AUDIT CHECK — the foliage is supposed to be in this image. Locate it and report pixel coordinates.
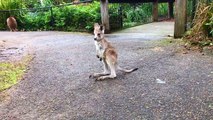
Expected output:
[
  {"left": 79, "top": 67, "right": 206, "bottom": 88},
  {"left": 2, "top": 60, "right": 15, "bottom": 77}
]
[
  {"left": 118, "top": 3, "right": 168, "bottom": 28},
  {"left": 0, "top": 0, "right": 27, "bottom": 30},
  {"left": 121, "top": 3, "right": 152, "bottom": 27},
  {"left": 0, "top": 0, "right": 25, "bottom": 10},
  {"left": 205, "top": 13, "right": 213, "bottom": 36},
  {"left": 19, "top": 1, "right": 101, "bottom": 31},
  {"left": 0, "top": 1, "right": 169, "bottom": 32},
  {"left": 184, "top": 2, "right": 213, "bottom": 47},
  {"left": 158, "top": 3, "right": 168, "bottom": 17}
]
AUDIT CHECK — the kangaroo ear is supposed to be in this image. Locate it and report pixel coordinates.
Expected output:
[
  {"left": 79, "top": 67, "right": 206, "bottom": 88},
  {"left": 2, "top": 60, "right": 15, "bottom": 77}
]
[
  {"left": 94, "top": 23, "right": 99, "bottom": 28},
  {"left": 100, "top": 25, "right": 105, "bottom": 33},
  {"left": 101, "top": 26, "right": 105, "bottom": 33}
]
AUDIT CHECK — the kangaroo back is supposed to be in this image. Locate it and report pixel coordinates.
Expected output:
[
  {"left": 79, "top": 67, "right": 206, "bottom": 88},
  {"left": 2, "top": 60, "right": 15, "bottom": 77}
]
[{"left": 7, "top": 17, "right": 17, "bottom": 32}]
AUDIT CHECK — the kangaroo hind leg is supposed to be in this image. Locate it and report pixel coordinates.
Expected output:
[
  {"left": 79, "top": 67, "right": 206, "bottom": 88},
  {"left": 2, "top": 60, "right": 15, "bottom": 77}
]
[
  {"left": 90, "top": 59, "right": 110, "bottom": 78},
  {"left": 96, "top": 60, "right": 116, "bottom": 80}
]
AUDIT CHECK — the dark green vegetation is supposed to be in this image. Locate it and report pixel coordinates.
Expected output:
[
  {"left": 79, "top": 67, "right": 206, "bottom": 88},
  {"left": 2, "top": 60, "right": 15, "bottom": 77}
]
[{"left": 0, "top": 0, "right": 169, "bottom": 32}]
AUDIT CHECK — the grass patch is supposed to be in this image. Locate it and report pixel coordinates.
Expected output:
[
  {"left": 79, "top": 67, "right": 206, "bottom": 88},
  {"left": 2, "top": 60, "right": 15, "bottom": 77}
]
[
  {"left": 151, "top": 38, "right": 183, "bottom": 47},
  {"left": 0, "top": 55, "right": 32, "bottom": 92}
]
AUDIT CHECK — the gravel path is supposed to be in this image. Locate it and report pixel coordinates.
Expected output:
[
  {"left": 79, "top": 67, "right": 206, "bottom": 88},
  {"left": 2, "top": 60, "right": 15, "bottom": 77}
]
[{"left": 0, "top": 22, "right": 213, "bottom": 120}]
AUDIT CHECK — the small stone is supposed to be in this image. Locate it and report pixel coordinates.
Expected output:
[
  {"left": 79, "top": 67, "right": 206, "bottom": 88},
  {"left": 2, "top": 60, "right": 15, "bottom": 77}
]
[
  {"left": 182, "top": 51, "right": 188, "bottom": 54},
  {"left": 156, "top": 78, "right": 166, "bottom": 84}
]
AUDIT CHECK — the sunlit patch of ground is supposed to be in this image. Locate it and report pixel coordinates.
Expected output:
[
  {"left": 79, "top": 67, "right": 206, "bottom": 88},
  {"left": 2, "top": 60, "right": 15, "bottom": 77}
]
[{"left": 0, "top": 55, "right": 32, "bottom": 92}]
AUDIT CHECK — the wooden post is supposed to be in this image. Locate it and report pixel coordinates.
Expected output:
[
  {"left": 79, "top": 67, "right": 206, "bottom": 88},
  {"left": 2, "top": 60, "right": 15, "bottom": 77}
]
[
  {"left": 168, "top": 1, "right": 174, "bottom": 18},
  {"left": 152, "top": 0, "right": 158, "bottom": 22},
  {"left": 174, "top": 0, "right": 187, "bottom": 38},
  {"left": 100, "top": 0, "right": 110, "bottom": 33}
]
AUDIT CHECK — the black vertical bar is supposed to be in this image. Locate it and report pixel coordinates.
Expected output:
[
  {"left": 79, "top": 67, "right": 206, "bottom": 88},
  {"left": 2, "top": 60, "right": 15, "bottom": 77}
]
[
  {"left": 168, "top": 1, "right": 174, "bottom": 18},
  {"left": 207, "top": 0, "right": 210, "bottom": 4},
  {"left": 50, "top": 7, "right": 54, "bottom": 28},
  {"left": 119, "top": 4, "right": 123, "bottom": 28},
  {"left": 192, "top": 0, "right": 197, "bottom": 23}
]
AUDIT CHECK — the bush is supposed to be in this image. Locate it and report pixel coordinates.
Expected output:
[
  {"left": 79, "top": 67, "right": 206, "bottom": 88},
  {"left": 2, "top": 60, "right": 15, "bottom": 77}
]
[
  {"left": 184, "top": 2, "right": 213, "bottom": 47},
  {"left": 121, "top": 3, "right": 153, "bottom": 27},
  {"left": 19, "top": 1, "right": 101, "bottom": 32},
  {"left": 0, "top": 0, "right": 26, "bottom": 30},
  {"left": 0, "top": 0, "right": 25, "bottom": 10},
  {"left": 0, "top": 1, "right": 169, "bottom": 32},
  {"left": 158, "top": 3, "right": 168, "bottom": 18}
]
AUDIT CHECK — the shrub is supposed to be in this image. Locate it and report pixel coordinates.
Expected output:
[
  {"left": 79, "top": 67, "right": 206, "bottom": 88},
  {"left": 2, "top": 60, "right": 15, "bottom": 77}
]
[
  {"left": 0, "top": 0, "right": 26, "bottom": 30},
  {"left": 0, "top": 1, "right": 169, "bottom": 32},
  {"left": 19, "top": 1, "right": 101, "bottom": 32},
  {"left": 184, "top": 2, "right": 213, "bottom": 47}
]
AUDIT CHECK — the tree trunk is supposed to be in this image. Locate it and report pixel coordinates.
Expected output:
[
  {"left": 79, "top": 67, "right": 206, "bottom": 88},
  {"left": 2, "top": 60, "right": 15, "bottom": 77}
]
[
  {"left": 174, "top": 0, "right": 187, "bottom": 38},
  {"left": 152, "top": 1, "right": 158, "bottom": 22},
  {"left": 100, "top": 0, "right": 110, "bottom": 33}
]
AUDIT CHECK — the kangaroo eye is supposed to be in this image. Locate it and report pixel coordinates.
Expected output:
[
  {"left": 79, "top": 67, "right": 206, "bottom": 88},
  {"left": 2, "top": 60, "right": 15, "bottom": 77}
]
[{"left": 97, "top": 33, "right": 101, "bottom": 36}]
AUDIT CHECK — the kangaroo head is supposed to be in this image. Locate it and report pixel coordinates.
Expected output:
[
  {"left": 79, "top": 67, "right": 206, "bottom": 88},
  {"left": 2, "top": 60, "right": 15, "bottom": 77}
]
[{"left": 94, "top": 23, "right": 105, "bottom": 41}]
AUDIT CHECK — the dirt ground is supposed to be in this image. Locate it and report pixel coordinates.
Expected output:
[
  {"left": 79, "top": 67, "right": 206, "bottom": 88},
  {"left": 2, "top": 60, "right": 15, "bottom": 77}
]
[{"left": 0, "top": 22, "right": 213, "bottom": 120}]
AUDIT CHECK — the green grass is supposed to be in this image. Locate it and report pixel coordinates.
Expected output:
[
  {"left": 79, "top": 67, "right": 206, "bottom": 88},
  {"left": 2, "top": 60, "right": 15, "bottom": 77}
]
[
  {"left": 151, "top": 39, "right": 173, "bottom": 46},
  {"left": 0, "top": 56, "right": 32, "bottom": 92},
  {"left": 150, "top": 38, "right": 185, "bottom": 48}
]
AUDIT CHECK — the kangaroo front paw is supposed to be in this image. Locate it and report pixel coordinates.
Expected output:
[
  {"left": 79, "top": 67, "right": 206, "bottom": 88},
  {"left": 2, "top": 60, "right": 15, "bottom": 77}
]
[
  {"left": 89, "top": 74, "right": 93, "bottom": 78},
  {"left": 96, "top": 55, "right": 102, "bottom": 61},
  {"left": 96, "top": 76, "right": 108, "bottom": 81},
  {"left": 96, "top": 76, "right": 104, "bottom": 81}
]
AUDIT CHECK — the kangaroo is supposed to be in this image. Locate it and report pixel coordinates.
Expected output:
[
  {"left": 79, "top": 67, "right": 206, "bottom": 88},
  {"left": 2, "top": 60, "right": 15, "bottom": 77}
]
[
  {"left": 90, "top": 23, "right": 138, "bottom": 80},
  {"left": 6, "top": 16, "right": 17, "bottom": 32}
]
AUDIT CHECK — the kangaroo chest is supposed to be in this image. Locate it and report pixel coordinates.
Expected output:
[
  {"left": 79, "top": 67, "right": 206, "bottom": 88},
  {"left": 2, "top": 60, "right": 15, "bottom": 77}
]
[{"left": 95, "top": 41, "right": 105, "bottom": 57}]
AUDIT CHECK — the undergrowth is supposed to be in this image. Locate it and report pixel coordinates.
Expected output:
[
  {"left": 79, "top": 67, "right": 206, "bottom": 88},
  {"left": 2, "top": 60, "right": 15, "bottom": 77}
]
[{"left": 184, "top": 2, "right": 213, "bottom": 48}]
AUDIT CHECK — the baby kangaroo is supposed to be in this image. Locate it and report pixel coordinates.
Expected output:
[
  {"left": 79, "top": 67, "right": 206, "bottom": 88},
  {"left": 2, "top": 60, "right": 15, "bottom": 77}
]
[{"left": 90, "top": 23, "right": 138, "bottom": 80}]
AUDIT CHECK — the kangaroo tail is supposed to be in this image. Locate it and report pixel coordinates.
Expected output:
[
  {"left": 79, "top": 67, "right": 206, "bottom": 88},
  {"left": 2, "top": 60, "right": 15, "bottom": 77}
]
[{"left": 117, "top": 66, "right": 138, "bottom": 73}]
